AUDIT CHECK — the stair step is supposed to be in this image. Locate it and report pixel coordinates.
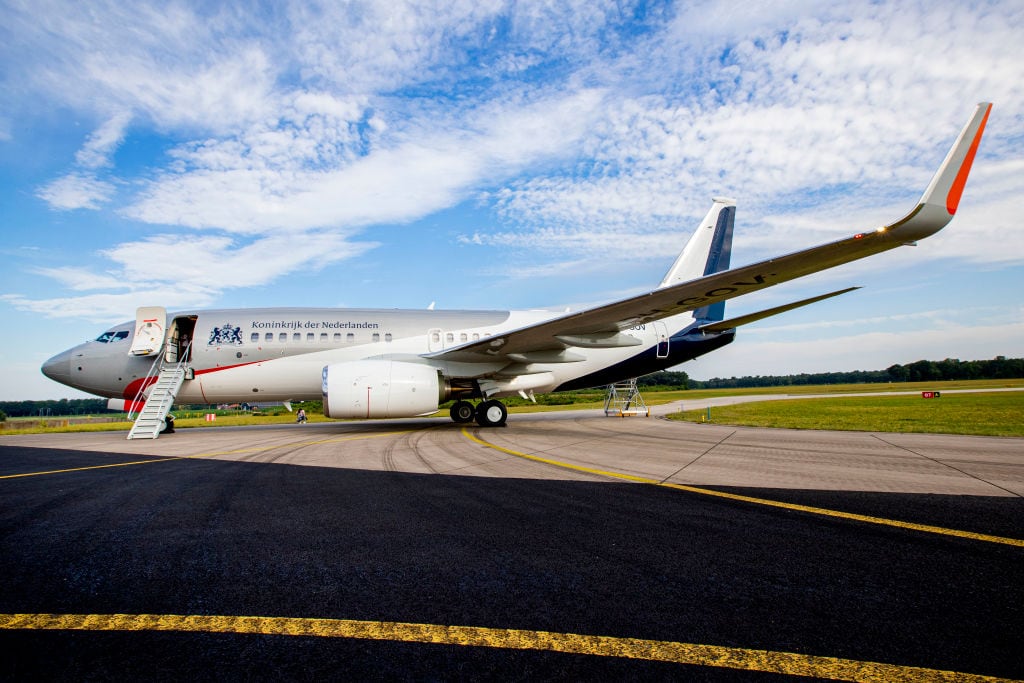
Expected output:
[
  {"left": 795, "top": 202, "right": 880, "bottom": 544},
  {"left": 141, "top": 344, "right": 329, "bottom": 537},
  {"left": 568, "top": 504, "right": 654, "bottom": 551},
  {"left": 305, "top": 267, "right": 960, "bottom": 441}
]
[{"left": 127, "top": 364, "right": 188, "bottom": 440}]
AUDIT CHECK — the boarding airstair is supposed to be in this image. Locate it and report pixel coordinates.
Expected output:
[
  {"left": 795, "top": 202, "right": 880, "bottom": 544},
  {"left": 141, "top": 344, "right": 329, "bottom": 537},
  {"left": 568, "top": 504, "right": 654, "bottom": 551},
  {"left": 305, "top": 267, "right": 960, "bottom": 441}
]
[
  {"left": 603, "top": 378, "right": 650, "bottom": 417},
  {"left": 126, "top": 362, "right": 188, "bottom": 440}
]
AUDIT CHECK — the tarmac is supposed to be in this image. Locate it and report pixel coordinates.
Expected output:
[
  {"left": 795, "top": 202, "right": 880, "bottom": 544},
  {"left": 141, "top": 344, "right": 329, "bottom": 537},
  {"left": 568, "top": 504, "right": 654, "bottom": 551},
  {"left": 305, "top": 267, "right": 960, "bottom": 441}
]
[{"left": 2, "top": 407, "right": 1022, "bottom": 680}]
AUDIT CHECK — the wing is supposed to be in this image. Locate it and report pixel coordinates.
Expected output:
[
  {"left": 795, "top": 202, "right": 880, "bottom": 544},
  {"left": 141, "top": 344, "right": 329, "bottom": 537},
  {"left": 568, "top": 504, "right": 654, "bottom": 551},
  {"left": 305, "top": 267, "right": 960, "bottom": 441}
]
[{"left": 428, "top": 102, "right": 991, "bottom": 363}]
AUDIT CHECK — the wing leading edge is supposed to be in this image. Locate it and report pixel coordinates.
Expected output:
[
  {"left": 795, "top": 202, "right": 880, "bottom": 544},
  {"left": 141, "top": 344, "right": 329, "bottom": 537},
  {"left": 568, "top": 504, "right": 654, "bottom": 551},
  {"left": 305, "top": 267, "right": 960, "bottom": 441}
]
[{"left": 429, "top": 103, "right": 991, "bottom": 363}]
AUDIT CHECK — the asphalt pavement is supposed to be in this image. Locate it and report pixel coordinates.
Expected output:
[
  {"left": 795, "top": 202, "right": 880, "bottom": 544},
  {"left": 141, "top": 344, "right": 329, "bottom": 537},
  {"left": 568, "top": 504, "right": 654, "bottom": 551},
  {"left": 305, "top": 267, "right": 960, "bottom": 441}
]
[{"left": 1, "top": 415, "right": 1022, "bottom": 680}]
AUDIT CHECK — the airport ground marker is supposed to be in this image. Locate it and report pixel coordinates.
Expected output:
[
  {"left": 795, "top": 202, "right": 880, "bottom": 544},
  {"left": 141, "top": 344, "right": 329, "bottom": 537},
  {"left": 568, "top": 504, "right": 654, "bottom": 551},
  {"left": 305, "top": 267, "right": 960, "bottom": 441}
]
[
  {"left": 0, "top": 613, "right": 1016, "bottom": 682},
  {"left": 461, "top": 429, "right": 1024, "bottom": 548}
]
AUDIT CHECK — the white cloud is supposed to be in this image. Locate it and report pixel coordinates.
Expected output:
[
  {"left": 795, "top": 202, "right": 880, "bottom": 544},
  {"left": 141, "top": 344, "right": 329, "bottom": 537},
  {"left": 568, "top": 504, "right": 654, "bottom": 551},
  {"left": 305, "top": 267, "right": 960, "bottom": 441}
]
[
  {"left": 75, "top": 112, "right": 132, "bottom": 168},
  {"left": 122, "top": 88, "right": 606, "bottom": 232},
  {"left": 32, "top": 267, "right": 132, "bottom": 292},
  {"left": 4, "top": 0, "right": 1023, "bottom": 333},
  {"left": 35, "top": 173, "right": 116, "bottom": 211},
  {"left": 474, "top": 1, "right": 1024, "bottom": 270}
]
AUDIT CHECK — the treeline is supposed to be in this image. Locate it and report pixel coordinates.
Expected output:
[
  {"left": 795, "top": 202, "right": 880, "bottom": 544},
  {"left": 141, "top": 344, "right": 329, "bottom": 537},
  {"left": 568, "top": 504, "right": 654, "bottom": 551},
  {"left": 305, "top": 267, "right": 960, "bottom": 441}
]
[
  {"left": 0, "top": 397, "right": 110, "bottom": 419},
  {"left": 692, "top": 356, "right": 1024, "bottom": 390}
]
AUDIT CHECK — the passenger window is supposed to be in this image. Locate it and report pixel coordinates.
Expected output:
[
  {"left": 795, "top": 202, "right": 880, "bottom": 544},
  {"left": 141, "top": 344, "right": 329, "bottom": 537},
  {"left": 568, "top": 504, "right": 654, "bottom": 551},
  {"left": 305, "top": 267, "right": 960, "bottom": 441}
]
[
  {"left": 472, "top": 333, "right": 480, "bottom": 341},
  {"left": 460, "top": 333, "right": 467, "bottom": 342},
  {"left": 277, "top": 332, "right": 285, "bottom": 342},
  {"left": 306, "top": 332, "right": 314, "bottom": 342},
  {"left": 333, "top": 333, "right": 341, "bottom": 342},
  {"left": 446, "top": 332, "right": 454, "bottom": 344},
  {"left": 385, "top": 333, "right": 392, "bottom": 342},
  {"left": 346, "top": 333, "right": 354, "bottom": 342},
  {"left": 372, "top": 333, "right": 381, "bottom": 342},
  {"left": 265, "top": 332, "right": 273, "bottom": 342},
  {"left": 431, "top": 331, "right": 440, "bottom": 343},
  {"left": 320, "top": 333, "right": 327, "bottom": 342},
  {"left": 293, "top": 332, "right": 301, "bottom": 342},
  {"left": 251, "top": 332, "right": 259, "bottom": 343}
]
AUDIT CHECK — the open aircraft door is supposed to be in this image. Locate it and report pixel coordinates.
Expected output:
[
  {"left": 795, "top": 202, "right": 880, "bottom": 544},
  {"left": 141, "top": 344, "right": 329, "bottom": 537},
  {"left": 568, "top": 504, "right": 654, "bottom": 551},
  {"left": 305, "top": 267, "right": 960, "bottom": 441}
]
[
  {"left": 130, "top": 306, "right": 167, "bottom": 356},
  {"left": 653, "top": 321, "right": 670, "bottom": 359}
]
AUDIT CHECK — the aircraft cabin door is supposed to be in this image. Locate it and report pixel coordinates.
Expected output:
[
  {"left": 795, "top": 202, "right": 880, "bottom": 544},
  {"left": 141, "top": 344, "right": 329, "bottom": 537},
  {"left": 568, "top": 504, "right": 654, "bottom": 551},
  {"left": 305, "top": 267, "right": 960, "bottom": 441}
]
[
  {"left": 166, "top": 315, "right": 198, "bottom": 364},
  {"left": 653, "top": 321, "right": 670, "bottom": 359},
  {"left": 130, "top": 306, "right": 167, "bottom": 356}
]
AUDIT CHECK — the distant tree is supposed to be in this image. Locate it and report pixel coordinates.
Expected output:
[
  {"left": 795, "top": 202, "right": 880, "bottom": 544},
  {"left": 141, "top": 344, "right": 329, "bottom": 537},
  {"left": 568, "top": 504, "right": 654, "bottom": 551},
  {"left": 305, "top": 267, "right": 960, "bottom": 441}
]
[
  {"left": 886, "top": 364, "right": 910, "bottom": 382},
  {"left": 692, "top": 356, "right": 1023, "bottom": 389},
  {"left": 637, "top": 371, "right": 690, "bottom": 388}
]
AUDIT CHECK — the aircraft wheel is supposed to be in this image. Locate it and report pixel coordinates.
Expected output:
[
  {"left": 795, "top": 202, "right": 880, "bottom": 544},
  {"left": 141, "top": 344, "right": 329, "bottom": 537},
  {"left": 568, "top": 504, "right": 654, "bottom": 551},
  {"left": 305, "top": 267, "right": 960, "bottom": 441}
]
[
  {"left": 475, "top": 399, "right": 508, "bottom": 427},
  {"left": 450, "top": 400, "right": 475, "bottom": 423}
]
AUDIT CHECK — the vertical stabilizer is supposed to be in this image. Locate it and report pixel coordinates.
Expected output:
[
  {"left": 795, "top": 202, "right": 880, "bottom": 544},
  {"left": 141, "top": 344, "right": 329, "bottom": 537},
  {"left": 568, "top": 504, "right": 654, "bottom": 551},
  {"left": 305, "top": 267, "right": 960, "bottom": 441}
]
[{"left": 658, "top": 198, "right": 735, "bottom": 322}]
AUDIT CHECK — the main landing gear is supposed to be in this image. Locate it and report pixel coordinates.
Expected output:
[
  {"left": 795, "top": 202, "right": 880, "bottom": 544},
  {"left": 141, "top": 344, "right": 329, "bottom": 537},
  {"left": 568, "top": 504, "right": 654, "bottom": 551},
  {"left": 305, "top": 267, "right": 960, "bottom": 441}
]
[{"left": 449, "top": 399, "right": 508, "bottom": 427}]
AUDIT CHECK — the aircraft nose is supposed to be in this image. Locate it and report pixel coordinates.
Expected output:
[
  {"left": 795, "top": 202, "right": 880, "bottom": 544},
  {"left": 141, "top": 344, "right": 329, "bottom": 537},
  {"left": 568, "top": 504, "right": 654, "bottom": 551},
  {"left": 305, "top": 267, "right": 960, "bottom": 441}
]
[{"left": 41, "top": 349, "right": 73, "bottom": 386}]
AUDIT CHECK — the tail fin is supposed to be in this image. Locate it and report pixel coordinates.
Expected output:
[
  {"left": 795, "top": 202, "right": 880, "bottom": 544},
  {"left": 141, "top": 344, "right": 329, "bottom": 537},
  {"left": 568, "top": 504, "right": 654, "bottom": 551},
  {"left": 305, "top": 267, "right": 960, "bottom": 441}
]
[{"left": 658, "top": 197, "right": 735, "bottom": 322}]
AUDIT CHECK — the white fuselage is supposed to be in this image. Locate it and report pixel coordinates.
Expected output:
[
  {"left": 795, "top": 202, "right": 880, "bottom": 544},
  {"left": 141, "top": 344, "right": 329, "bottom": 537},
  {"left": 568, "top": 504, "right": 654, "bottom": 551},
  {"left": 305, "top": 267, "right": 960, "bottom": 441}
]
[{"left": 43, "top": 307, "right": 699, "bottom": 405}]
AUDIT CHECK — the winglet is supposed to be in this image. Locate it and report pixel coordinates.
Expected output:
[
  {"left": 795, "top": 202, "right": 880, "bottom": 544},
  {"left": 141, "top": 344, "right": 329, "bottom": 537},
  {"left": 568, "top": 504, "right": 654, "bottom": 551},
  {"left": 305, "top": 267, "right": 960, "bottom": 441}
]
[
  {"left": 920, "top": 102, "right": 991, "bottom": 216},
  {"left": 885, "top": 103, "right": 991, "bottom": 243}
]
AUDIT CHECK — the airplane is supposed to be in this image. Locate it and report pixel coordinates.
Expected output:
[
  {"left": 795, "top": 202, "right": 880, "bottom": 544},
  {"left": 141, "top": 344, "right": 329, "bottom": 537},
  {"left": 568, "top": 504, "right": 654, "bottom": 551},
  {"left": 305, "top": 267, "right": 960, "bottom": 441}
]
[{"left": 41, "top": 103, "right": 991, "bottom": 435}]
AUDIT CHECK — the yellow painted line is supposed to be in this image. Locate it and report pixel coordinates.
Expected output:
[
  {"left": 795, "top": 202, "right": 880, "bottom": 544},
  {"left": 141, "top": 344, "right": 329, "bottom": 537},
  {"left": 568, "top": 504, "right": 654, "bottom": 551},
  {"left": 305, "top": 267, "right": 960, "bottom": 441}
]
[
  {"left": 0, "top": 613, "right": 1015, "bottom": 682},
  {"left": 0, "top": 431, "right": 411, "bottom": 480},
  {"left": 462, "top": 429, "right": 1024, "bottom": 548},
  {"left": 0, "top": 456, "right": 189, "bottom": 479}
]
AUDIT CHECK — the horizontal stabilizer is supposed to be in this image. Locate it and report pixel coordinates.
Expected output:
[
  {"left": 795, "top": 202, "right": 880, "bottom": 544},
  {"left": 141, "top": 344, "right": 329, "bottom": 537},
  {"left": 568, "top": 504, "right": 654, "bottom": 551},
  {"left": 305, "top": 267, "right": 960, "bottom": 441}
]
[{"left": 697, "top": 287, "right": 860, "bottom": 333}]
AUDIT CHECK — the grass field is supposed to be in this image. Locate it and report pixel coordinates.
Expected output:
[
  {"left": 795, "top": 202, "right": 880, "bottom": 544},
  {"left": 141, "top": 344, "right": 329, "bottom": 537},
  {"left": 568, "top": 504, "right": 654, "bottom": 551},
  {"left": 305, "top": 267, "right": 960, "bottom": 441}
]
[
  {"left": 1, "top": 379, "right": 1022, "bottom": 436},
  {"left": 665, "top": 391, "right": 1024, "bottom": 437}
]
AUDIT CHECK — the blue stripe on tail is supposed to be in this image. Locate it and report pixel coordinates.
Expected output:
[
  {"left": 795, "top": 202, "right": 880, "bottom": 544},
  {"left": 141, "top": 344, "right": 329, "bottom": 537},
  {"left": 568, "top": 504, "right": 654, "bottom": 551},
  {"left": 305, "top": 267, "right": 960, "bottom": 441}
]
[{"left": 692, "top": 205, "right": 735, "bottom": 323}]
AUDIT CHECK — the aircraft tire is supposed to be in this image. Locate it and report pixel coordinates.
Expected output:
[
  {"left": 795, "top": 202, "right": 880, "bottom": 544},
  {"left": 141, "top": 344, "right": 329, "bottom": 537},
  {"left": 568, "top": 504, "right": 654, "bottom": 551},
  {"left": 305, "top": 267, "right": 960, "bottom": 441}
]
[
  {"left": 450, "top": 400, "right": 475, "bottom": 423},
  {"left": 475, "top": 399, "right": 507, "bottom": 427}
]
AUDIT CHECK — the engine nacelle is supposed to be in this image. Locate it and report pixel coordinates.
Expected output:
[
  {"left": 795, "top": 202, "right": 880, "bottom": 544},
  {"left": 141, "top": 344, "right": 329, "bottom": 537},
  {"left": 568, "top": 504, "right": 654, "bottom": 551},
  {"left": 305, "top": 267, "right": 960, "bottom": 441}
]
[{"left": 322, "top": 360, "right": 445, "bottom": 419}]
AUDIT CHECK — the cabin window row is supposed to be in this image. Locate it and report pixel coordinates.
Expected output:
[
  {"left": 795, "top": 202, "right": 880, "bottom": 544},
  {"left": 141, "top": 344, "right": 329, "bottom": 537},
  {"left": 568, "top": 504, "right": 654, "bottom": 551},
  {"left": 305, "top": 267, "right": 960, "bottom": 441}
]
[
  {"left": 250, "top": 332, "right": 394, "bottom": 344},
  {"left": 432, "top": 331, "right": 484, "bottom": 344}
]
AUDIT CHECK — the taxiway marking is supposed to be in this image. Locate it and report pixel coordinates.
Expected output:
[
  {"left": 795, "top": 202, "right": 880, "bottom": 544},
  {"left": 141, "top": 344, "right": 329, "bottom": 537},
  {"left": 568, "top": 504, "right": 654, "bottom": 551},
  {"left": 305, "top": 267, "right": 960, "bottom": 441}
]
[
  {"left": 462, "top": 429, "right": 1024, "bottom": 548},
  {"left": 0, "top": 613, "right": 1014, "bottom": 682}
]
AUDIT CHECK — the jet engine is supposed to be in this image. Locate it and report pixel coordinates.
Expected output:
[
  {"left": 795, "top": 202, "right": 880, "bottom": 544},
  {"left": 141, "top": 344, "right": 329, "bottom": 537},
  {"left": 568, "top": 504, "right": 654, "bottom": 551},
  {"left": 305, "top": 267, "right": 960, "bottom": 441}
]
[{"left": 322, "top": 360, "right": 446, "bottom": 419}]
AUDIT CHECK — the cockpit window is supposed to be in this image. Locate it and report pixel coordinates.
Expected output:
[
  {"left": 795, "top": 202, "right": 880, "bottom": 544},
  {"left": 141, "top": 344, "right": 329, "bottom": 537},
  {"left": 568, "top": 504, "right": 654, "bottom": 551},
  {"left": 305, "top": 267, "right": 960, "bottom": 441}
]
[{"left": 96, "top": 329, "right": 131, "bottom": 343}]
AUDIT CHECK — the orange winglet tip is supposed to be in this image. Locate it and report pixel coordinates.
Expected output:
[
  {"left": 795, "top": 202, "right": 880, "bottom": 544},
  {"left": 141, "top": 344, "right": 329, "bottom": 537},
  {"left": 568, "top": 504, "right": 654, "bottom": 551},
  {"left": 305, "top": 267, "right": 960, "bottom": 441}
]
[{"left": 946, "top": 103, "right": 991, "bottom": 215}]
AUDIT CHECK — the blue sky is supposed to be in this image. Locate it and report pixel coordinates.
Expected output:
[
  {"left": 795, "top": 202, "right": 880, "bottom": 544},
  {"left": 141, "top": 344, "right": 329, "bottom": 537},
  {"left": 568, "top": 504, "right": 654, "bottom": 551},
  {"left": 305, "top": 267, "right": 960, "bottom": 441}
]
[{"left": 2, "top": 0, "right": 1022, "bottom": 400}]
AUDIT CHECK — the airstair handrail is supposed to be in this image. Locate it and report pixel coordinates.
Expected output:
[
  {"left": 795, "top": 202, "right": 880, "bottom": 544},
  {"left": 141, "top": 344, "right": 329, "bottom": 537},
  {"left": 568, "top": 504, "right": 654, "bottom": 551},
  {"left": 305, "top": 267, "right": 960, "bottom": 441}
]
[{"left": 128, "top": 352, "right": 164, "bottom": 419}]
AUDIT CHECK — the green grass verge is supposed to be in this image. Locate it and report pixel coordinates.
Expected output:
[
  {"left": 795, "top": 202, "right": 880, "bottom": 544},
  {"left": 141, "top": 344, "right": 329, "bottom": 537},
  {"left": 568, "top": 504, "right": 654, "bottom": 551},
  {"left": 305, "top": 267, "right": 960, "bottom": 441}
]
[
  {"left": 665, "top": 391, "right": 1024, "bottom": 437},
  {"left": 2, "top": 380, "right": 1021, "bottom": 436}
]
